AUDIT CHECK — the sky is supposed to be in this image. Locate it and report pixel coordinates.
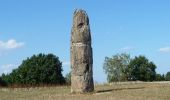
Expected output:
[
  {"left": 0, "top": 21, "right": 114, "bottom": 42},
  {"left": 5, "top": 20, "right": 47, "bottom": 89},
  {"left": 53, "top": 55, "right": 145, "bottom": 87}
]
[{"left": 0, "top": 0, "right": 170, "bottom": 83}]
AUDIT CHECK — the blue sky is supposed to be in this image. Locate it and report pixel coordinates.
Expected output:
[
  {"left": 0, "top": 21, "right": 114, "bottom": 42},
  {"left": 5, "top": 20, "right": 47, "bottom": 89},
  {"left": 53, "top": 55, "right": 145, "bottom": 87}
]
[{"left": 0, "top": 0, "right": 170, "bottom": 83}]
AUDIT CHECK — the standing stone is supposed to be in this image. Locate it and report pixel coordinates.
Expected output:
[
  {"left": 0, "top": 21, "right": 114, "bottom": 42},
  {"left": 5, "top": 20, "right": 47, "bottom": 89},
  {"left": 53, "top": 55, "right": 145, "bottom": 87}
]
[{"left": 70, "top": 9, "right": 94, "bottom": 93}]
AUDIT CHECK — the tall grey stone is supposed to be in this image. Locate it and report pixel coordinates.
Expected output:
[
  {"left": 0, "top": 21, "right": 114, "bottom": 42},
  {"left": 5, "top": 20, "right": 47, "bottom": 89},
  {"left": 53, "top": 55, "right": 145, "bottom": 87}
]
[{"left": 70, "top": 9, "right": 94, "bottom": 93}]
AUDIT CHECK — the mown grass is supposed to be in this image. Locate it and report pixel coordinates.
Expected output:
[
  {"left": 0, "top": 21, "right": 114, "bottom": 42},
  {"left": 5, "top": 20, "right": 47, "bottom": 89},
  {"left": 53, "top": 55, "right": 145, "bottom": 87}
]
[{"left": 0, "top": 82, "right": 170, "bottom": 100}]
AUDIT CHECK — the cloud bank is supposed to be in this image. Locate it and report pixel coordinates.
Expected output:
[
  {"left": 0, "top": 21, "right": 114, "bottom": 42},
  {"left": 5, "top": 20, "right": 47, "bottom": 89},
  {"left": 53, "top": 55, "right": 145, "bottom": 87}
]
[
  {"left": 119, "top": 46, "right": 134, "bottom": 51},
  {"left": 0, "top": 39, "right": 24, "bottom": 50},
  {"left": 159, "top": 47, "right": 170, "bottom": 53},
  {"left": 0, "top": 39, "right": 24, "bottom": 56}
]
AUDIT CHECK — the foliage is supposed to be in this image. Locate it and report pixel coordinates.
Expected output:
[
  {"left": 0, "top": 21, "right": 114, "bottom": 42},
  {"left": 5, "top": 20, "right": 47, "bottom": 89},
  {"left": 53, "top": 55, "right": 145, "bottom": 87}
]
[
  {"left": 2, "top": 53, "right": 65, "bottom": 85},
  {"left": 65, "top": 72, "right": 71, "bottom": 85},
  {"left": 165, "top": 71, "right": 170, "bottom": 81},
  {"left": 156, "top": 74, "right": 165, "bottom": 81},
  {"left": 0, "top": 76, "right": 7, "bottom": 86},
  {"left": 103, "top": 54, "right": 158, "bottom": 82},
  {"left": 128, "top": 56, "right": 156, "bottom": 81},
  {"left": 103, "top": 53, "right": 131, "bottom": 82}
]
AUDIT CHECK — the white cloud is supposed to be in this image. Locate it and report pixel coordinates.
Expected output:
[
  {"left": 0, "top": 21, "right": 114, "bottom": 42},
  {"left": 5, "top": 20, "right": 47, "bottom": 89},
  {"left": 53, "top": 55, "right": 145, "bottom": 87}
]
[
  {"left": 62, "top": 61, "right": 70, "bottom": 66},
  {"left": 159, "top": 47, "right": 170, "bottom": 53},
  {"left": 119, "top": 46, "right": 134, "bottom": 51},
  {"left": 0, "top": 64, "right": 18, "bottom": 75},
  {"left": 0, "top": 39, "right": 24, "bottom": 56},
  {"left": 0, "top": 39, "right": 24, "bottom": 50}
]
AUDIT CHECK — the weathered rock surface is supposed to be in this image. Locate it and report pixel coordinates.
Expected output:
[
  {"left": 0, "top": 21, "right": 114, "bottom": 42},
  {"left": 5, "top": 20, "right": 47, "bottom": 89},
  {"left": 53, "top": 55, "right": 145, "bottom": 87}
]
[{"left": 70, "top": 9, "right": 94, "bottom": 93}]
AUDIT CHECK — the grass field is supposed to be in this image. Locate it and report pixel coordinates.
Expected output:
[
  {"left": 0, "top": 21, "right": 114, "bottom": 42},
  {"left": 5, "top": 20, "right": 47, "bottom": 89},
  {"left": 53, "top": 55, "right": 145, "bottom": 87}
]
[{"left": 0, "top": 82, "right": 170, "bottom": 100}]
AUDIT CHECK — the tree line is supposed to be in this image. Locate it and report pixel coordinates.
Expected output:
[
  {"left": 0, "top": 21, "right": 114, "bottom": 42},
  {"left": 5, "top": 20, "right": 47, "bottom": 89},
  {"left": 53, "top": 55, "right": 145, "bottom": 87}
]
[
  {"left": 0, "top": 53, "right": 170, "bottom": 87},
  {"left": 103, "top": 53, "right": 170, "bottom": 82}
]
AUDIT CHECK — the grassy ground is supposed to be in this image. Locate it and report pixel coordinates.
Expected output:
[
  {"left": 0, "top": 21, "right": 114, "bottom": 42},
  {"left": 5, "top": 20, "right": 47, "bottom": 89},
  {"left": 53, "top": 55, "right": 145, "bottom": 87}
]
[{"left": 0, "top": 82, "right": 170, "bottom": 100}]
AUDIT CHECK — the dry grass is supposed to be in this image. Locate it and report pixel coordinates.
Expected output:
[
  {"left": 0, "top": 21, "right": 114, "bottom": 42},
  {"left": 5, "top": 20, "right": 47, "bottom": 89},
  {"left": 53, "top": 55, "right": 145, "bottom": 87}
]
[{"left": 0, "top": 82, "right": 170, "bottom": 100}]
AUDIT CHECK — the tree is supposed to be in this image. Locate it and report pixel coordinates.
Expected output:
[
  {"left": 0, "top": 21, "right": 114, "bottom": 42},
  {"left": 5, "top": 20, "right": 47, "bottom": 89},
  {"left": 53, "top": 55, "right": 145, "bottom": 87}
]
[
  {"left": 65, "top": 72, "right": 71, "bottom": 85},
  {"left": 0, "top": 76, "right": 7, "bottom": 87},
  {"left": 2, "top": 53, "right": 65, "bottom": 85},
  {"left": 128, "top": 56, "right": 156, "bottom": 81},
  {"left": 156, "top": 74, "right": 165, "bottom": 81},
  {"left": 103, "top": 53, "right": 131, "bottom": 82},
  {"left": 165, "top": 71, "right": 170, "bottom": 81}
]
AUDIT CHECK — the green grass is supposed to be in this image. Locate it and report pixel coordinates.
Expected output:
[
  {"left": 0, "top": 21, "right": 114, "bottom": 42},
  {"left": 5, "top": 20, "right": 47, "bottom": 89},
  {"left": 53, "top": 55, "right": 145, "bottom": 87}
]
[{"left": 0, "top": 82, "right": 170, "bottom": 100}]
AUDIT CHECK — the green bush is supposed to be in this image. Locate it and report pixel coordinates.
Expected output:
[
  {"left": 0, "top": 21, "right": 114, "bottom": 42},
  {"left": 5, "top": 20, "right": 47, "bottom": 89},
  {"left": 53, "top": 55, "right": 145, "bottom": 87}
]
[{"left": 2, "top": 53, "right": 65, "bottom": 85}]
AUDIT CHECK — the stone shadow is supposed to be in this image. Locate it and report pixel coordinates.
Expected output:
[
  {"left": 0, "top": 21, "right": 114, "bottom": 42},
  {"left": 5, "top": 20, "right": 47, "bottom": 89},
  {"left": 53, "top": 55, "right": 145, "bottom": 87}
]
[{"left": 96, "top": 87, "right": 145, "bottom": 93}]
